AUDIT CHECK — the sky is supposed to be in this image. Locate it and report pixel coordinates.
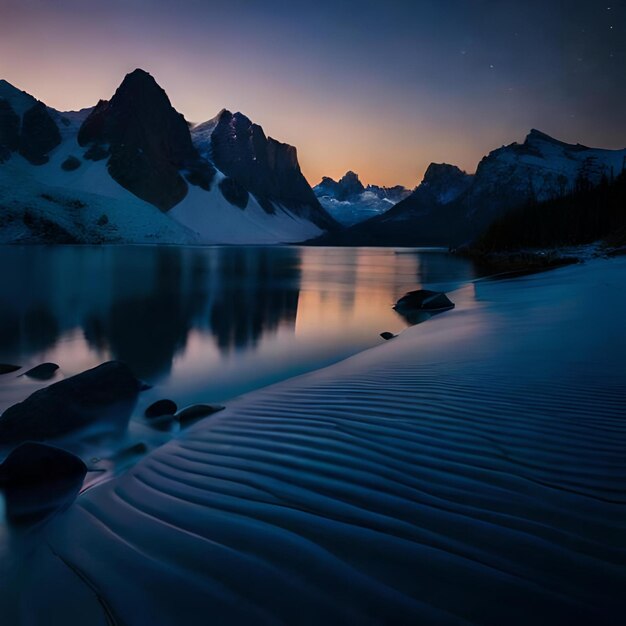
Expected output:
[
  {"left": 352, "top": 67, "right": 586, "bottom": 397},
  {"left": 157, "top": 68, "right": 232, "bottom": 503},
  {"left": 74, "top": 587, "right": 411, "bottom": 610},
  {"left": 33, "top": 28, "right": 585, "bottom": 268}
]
[{"left": 1, "top": 0, "right": 625, "bottom": 187}]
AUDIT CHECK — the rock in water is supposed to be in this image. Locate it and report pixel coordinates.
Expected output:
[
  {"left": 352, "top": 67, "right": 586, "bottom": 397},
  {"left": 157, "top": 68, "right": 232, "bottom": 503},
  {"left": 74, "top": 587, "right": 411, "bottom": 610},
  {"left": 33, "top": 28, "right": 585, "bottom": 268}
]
[
  {"left": 0, "top": 364, "right": 21, "bottom": 375},
  {"left": 394, "top": 289, "right": 455, "bottom": 313},
  {"left": 380, "top": 332, "right": 396, "bottom": 341},
  {"left": 0, "top": 442, "right": 87, "bottom": 524},
  {"left": 145, "top": 399, "right": 177, "bottom": 418},
  {"left": 0, "top": 361, "right": 143, "bottom": 444},
  {"left": 176, "top": 404, "right": 225, "bottom": 425},
  {"left": 22, "top": 362, "right": 59, "bottom": 380}
]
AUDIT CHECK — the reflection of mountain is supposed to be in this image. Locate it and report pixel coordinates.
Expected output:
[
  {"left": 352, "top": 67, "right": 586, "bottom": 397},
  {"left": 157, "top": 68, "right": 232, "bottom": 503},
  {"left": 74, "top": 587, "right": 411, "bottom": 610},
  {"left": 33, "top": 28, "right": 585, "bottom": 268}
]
[
  {"left": 0, "top": 247, "right": 302, "bottom": 380},
  {"left": 209, "top": 248, "right": 301, "bottom": 352},
  {"left": 83, "top": 249, "right": 208, "bottom": 380}
]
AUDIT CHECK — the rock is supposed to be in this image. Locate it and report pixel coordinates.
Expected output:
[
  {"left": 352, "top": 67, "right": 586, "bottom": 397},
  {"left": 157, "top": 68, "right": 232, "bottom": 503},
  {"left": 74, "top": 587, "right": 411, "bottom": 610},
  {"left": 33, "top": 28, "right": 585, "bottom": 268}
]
[
  {"left": 316, "top": 171, "right": 365, "bottom": 202},
  {"left": 394, "top": 290, "right": 455, "bottom": 313},
  {"left": 19, "top": 101, "right": 61, "bottom": 165},
  {"left": 145, "top": 399, "right": 177, "bottom": 418},
  {"left": 0, "top": 361, "right": 143, "bottom": 444},
  {"left": 0, "top": 98, "right": 20, "bottom": 154},
  {"left": 219, "top": 177, "right": 249, "bottom": 209},
  {"left": 0, "top": 442, "right": 86, "bottom": 524},
  {"left": 83, "top": 143, "right": 109, "bottom": 161},
  {"left": 61, "top": 155, "right": 81, "bottom": 171},
  {"left": 22, "top": 362, "right": 59, "bottom": 380},
  {"left": 380, "top": 332, "right": 396, "bottom": 341},
  {"left": 0, "top": 363, "right": 21, "bottom": 375},
  {"left": 176, "top": 404, "right": 225, "bottom": 425},
  {"left": 0, "top": 441, "right": 86, "bottom": 486}
]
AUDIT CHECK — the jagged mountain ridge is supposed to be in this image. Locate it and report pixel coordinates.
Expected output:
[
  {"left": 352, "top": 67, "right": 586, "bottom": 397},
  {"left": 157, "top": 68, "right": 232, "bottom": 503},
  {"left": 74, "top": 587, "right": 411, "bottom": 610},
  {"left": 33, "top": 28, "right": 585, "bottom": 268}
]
[
  {"left": 313, "top": 171, "right": 411, "bottom": 226},
  {"left": 314, "top": 131, "right": 626, "bottom": 246},
  {"left": 0, "top": 70, "right": 336, "bottom": 244}
]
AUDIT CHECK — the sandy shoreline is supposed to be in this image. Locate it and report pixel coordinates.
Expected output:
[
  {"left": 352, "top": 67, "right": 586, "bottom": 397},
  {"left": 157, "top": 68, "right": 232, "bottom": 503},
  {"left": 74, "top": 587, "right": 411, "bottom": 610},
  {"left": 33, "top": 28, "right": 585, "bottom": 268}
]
[{"left": 3, "top": 257, "right": 626, "bottom": 625}]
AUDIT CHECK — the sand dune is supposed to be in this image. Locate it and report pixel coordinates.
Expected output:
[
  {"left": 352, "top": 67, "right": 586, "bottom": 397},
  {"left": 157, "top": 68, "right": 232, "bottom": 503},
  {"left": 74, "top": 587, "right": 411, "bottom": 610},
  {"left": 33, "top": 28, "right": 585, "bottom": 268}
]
[{"left": 16, "top": 258, "right": 626, "bottom": 625}]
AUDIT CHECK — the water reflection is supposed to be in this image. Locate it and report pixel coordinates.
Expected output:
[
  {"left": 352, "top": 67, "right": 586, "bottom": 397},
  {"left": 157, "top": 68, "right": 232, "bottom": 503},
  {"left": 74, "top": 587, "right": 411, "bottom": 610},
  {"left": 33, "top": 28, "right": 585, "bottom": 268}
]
[{"left": 0, "top": 246, "right": 482, "bottom": 410}]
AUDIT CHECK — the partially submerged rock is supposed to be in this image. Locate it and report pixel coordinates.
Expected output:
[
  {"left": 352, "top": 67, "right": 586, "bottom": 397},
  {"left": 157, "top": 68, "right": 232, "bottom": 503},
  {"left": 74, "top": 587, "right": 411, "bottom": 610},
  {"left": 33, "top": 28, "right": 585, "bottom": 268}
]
[
  {"left": 394, "top": 289, "right": 455, "bottom": 313},
  {"left": 0, "top": 442, "right": 86, "bottom": 524},
  {"left": 22, "top": 362, "right": 59, "bottom": 380},
  {"left": 0, "top": 363, "right": 21, "bottom": 375},
  {"left": 145, "top": 399, "right": 177, "bottom": 418},
  {"left": 0, "top": 361, "right": 143, "bottom": 444},
  {"left": 176, "top": 404, "right": 225, "bottom": 425},
  {"left": 380, "top": 332, "right": 396, "bottom": 341},
  {"left": 0, "top": 441, "right": 86, "bottom": 486}
]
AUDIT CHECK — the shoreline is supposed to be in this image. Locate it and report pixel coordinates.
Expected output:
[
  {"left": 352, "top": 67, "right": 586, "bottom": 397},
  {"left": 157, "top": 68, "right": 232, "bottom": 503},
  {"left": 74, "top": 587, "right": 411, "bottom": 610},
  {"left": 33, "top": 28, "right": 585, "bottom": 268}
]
[{"left": 5, "top": 256, "right": 624, "bottom": 625}]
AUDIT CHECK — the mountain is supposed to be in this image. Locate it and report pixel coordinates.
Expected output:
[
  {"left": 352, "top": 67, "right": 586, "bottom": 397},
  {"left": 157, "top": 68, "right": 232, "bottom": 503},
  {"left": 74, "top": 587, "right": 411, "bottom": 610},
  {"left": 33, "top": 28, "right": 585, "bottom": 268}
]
[
  {"left": 313, "top": 171, "right": 411, "bottom": 226},
  {"left": 0, "top": 70, "right": 336, "bottom": 244},
  {"left": 314, "top": 131, "right": 626, "bottom": 246},
  {"left": 194, "top": 109, "right": 335, "bottom": 230},
  {"left": 472, "top": 169, "right": 626, "bottom": 253}
]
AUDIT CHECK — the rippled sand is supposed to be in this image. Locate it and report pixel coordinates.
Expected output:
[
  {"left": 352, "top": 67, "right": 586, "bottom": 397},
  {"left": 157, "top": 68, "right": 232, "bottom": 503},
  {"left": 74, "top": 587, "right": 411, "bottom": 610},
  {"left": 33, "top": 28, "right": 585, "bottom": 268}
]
[{"left": 9, "top": 258, "right": 626, "bottom": 625}]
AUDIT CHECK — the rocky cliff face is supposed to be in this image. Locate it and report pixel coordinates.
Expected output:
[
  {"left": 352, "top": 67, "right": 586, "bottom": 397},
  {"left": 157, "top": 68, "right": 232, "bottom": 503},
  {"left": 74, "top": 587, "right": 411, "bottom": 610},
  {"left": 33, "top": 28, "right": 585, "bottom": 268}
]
[
  {"left": 0, "top": 80, "right": 61, "bottom": 165},
  {"left": 315, "top": 171, "right": 365, "bottom": 202},
  {"left": 78, "top": 69, "right": 215, "bottom": 211},
  {"left": 207, "top": 110, "right": 336, "bottom": 229}
]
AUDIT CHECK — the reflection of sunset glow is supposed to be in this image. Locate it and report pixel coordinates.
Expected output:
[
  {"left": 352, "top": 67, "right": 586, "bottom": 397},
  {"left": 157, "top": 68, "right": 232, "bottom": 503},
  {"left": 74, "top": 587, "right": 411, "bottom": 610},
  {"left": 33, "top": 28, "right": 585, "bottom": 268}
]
[
  {"left": 295, "top": 248, "right": 421, "bottom": 338},
  {"left": 0, "top": 246, "right": 480, "bottom": 413}
]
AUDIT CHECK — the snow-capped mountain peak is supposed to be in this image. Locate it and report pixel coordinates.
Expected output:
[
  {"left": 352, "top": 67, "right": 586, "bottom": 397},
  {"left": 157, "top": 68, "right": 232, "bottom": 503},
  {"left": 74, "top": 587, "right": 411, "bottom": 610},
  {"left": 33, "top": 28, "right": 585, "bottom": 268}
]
[{"left": 0, "top": 71, "right": 337, "bottom": 244}]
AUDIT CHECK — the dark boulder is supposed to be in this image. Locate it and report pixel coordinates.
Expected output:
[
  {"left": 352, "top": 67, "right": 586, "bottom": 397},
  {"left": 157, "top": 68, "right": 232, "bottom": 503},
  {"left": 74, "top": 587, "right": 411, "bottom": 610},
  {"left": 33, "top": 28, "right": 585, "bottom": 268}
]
[
  {"left": 176, "top": 404, "right": 225, "bottom": 425},
  {"left": 19, "top": 102, "right": 61, "bottom": 165},
  {"left": 83, "top": 143, "right": 109, "bottom": 161},
  {"left": 78, "top": 69, "right": 203, "bottom": 211},
  {"left": 0, "top": 364, "right": 21, "bottom": 375},
  {"left": 61, "top": 155, "right": 81, "bottom": 171},
  {"left": 0, "top": 442, "right": 86, "bottom": 524},
  {"left": 0, "top": 98, "right": 20, "bottom": 154},
  {"left": 380, "top": 332, "right": 396, "bottom": 341},
  {"left": 394, "top": 290, "right": 455, "bottom": 313},
  {"left": 22, "top": 362, "right": 59, "bottom": 380},
  {"left": 0, "top": 442, "right": 86, "bottom": 486},
  {"left": 219, "top": 177, "right": 249, "bottom": 209},
  {"left": 145, "top": 399, "right": 177, "bottom": 418},
  {"left": 0, "top": 361, "right": 143, "bottom": 444}
]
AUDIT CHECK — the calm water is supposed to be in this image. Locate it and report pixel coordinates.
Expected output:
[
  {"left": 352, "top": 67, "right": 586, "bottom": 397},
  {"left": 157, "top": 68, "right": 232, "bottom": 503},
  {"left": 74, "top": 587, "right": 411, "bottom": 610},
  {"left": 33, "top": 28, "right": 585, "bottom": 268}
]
[{"left": 0, "top": 245, "right": 481, "bottom": 417}]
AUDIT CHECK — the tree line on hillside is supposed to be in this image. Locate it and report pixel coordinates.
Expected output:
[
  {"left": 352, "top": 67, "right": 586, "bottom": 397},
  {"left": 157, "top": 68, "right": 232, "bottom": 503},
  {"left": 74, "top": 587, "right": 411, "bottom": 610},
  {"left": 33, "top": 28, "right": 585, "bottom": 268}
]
[{"left": 473, "top": 170, "right": 626, "bottom": 252}]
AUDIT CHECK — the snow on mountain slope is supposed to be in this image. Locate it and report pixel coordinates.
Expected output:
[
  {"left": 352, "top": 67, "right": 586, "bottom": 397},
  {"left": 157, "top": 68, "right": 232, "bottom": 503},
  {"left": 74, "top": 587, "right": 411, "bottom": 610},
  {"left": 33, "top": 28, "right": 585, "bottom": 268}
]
[
  {"left": 468, "top": 129, "right": 626, "bottom": 211},
  {"left": 170, "top": 170, "right": 323, "bottom": 244},
  {"left": 190, "top": 111, "right": 224, "bottom": 160},
  {"left": 314, "top": 171, "right": 411, "bottom": 226},
  {"left": 0, "top": 72, "right": 335, "bottom": 244},
  {"left": 0, "top": 131, "right": 322, "bottom": 244},
  {"left": 0, "top": 154, "right": 198, "bottom": 244}
]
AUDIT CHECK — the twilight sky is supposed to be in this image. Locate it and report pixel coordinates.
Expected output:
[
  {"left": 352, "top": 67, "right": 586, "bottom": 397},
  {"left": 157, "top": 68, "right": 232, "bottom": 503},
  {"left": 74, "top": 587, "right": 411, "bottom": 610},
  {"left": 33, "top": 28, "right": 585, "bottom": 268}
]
[{"left": 1, "top": 0, "right": 624, "bottom": 187}]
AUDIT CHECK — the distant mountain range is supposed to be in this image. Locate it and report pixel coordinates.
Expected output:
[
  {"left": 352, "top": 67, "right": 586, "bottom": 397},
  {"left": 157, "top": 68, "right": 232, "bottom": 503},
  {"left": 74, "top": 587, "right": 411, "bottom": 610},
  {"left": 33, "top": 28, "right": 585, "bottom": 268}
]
[
  {"left": 1, "top": 70, "right": 624, "bottom": 246},
  {"left": 313, "top": 171, "right": 411, "bottom": 226},
  {"left": 314, "top": 130, "right": 626, "bottom": 247},
  {"left": 0, "top": 69, "right": 337, "bottom": 244}
]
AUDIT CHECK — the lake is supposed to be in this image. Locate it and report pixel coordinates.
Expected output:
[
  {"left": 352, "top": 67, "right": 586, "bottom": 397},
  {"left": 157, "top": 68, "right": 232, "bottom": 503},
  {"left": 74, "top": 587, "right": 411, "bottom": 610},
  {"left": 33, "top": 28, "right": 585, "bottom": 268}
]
[{"left": 0, "top": 245, "right": 481, "bottom": 414}]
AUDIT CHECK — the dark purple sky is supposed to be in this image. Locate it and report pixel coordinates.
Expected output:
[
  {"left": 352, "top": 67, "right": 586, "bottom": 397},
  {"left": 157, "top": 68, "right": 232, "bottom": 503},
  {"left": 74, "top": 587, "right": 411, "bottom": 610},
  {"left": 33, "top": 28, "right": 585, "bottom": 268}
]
[{"left": 1, "top": 0, "right": 624, "bottom": 186}]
